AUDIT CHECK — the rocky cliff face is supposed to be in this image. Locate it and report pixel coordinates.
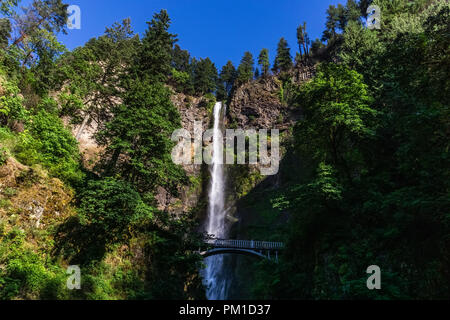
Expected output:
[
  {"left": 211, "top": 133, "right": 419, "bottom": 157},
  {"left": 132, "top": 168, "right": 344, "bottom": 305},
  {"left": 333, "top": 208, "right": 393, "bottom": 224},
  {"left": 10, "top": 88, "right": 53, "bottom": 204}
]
[
  {"left": 67, "top": 89, "right": 212, "bottom": 217},
  {"left": 227, "top": 76, "right": 298, "bottom": 131},
  {"left": 156, "top": 91, "right": 212, "bottom": 216},
  {"left": 222, "top": 73, "right": 312, "bottom": 299},
  {"left": 0, "top": 157, "right": 74, "bottom": 231}
]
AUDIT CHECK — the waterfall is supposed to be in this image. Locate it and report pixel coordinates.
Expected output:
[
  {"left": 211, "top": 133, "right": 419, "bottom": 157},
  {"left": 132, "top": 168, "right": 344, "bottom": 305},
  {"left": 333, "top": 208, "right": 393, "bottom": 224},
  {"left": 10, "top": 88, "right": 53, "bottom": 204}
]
[{"left": 203, "top": 102, "right": 229, "bottom": 300}]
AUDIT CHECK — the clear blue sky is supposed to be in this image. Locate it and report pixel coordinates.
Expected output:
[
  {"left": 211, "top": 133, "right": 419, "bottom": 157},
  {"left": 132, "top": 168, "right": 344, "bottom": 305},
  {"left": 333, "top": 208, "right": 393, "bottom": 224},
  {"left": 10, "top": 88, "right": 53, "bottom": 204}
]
[{"left": 58, "top": 0, "right": 345, "bottom": 70}]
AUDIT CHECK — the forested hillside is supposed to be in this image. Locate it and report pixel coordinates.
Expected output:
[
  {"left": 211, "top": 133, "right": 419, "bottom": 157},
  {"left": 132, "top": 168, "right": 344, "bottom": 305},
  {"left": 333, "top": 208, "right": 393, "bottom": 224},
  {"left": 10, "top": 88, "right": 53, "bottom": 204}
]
[
  {"left": 230, "top": 0, "right": 450, "bottom": 300},
  {"left": 0, "top": 2, "right": 210, "bottom": 299},
  {"left": 0, "top": 0, "right": 449, "bottom": 300}
]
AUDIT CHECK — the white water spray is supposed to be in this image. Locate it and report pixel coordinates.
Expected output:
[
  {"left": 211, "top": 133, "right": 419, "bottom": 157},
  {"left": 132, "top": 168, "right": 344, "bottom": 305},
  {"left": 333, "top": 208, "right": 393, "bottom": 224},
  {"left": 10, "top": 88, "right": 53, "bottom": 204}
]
[{"left": 203, "top": 102, "right": 229, "bottom": 300}]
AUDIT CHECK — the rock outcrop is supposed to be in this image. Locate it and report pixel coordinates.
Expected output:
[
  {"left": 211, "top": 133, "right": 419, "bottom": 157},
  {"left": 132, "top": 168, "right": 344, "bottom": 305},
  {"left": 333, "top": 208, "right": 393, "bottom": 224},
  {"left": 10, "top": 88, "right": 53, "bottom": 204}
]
[
  {"left": 227, "top": 76, "right": 301, "bottom": 131},
  {"left": 0, "top": 157, "right": 74, "bottom": 230}
]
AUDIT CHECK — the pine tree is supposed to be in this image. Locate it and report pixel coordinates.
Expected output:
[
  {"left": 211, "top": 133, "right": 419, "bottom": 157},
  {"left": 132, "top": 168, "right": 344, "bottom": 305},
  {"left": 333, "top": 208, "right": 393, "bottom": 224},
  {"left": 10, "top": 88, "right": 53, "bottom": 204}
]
[
  {"left": 0, "top": 0, "right": 18, "bottom": 16},
  {"left": 96, "top": 79, "right": 185, "bottom": 193},
  {"left": 193, "top": 57, "right": 218, "bottom": 95},
  {"left": 237, "top": 51, "right": 254, "bottom": 84},
  {"left": 216, "top": 80, "right": 227, "bottom": 101},
  {"left": 139, "top": 9, "right": 177, "bottom": 82},
  {"left": 258, "top": 48, "right": 270, "bottom": 77},
  {"left": 220, "top": 61, "right": 237, "bottom": 94},
  {"left": 322, "top": 5, "right": 339, "bottom": 42},
  {"left": 59, "top": 19, "right": 139, "bottom": 138},
  {"left": 171, "top": 44, "right": 194, "bottom": 94},
  {"left": 3, "top": 0, "right": 68, "bottom": 71},
  {"left": 0, "top": 18, "right": 11, "bottom": 49},
  {"left": 322, "top": 3, "right": 350, "bottom": 42},
  {"left": 273, "top": 38, "right": 292, "bottom": 74},
  {"left": 345, "top": 0, "right": 362, "bottom": 24},
  {"left": 172, "top": 44, "right": 191, "bottom": 73},
  {"left": 296, "top": 22, "right": 310, "bottom": 63}
]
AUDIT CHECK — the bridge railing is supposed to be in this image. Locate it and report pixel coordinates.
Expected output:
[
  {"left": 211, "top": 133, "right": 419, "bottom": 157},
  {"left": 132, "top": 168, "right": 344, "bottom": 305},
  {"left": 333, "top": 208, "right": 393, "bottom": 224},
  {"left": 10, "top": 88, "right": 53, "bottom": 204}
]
[{"left": 204, "top": 239, "right": 284, "bottom": 250}]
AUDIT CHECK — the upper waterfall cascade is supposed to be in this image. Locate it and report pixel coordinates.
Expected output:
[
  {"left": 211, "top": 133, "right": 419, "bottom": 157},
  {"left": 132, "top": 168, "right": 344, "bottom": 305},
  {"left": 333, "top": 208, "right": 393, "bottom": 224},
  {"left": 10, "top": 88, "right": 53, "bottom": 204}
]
[{"left": 203, "top": 102, "right": 229, "bottom": 300}]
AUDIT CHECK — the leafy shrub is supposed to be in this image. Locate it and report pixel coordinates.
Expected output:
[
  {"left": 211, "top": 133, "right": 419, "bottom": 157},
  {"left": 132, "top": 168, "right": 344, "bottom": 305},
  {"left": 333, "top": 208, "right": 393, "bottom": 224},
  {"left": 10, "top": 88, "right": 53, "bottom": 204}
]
[
  {"left": 15, "top": 110, "right": 84, "bottom": 184},
  {"left": 199, "top": 92, "right": 216, "bottom": 114},
  {"left": 79, "top": 177, "right": 154, "bottom": 242},
  {"left": 36, "top": 96, "right": 59, "bottom": 115},
  {"left": 171, "top": 68, "right": 193, "bottom": 94},
  {"left": 0, "top": 228, "right": 68, "bottom": 300},
  {"left": 0, "top": 72, "right": 28, "bottom": 127},
  {"left": 0, "top": 126, "right": 17, "bottom": 147}
]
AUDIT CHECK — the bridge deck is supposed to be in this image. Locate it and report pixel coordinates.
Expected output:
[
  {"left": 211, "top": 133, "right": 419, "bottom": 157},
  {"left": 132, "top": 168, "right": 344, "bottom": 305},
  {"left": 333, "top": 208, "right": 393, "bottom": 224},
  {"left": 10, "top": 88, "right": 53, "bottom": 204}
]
[{"left": 204, "top": 239, "right": 284, "bottom": 250}]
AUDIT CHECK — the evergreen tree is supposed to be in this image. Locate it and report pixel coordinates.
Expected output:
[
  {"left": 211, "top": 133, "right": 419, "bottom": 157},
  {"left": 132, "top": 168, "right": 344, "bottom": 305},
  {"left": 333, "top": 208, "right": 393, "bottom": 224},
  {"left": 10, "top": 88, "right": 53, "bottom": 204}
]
[
  {"left": 96, "top": 79, "right": 185, "bottom": 193},
  {"left": 0, "top": 18, "right": 11, "bottom": 49},
  {"left": 139, "top": 10, "right": 177, "bottom": 82},
  {"left": 296, "top": 22, "right": 310, "bottom": 63},
  {"left": 310, "top": 38, "right": 326, "bottom": 59},
  {"left": 345, "top": 0, "right": 362, "bottom": 24},
  {"left": 216, "top": 80, "right": 227, "bottom": 101},
  {"left": 3, "top": 0, "right": 69, "bottom": 73},
  {"left": 257, "top": 48, "right": 270, "bottom": 77},
  {"left": 220, "top": 60, "right": 237, "bottom": 94},
  {"left": 9, "top": 0, "right": 68, "bottom": 49},
  {"left": 273, "top": 38, "right": 292, "bottom": 73},
  {"left": 172, "top": 44, "right": 191, "bottom": 73},
  {"left": 0, "top": 0, "right": 18, "bottom": 16},
  {"left": 237, "top": 51, "right": 254, "bottom": 84},
  {"left": 171, "top": 44, "right": 194, "bottom": 94},
  {"left": 322, "top": 2, "right": 358, "bottom": 42},
  {"left": 58, "top": 19, "right": 139, "bottom": 137},
  {"left": 192, "top": 57, "right": 218, "bottom": 95},
  {"left": 322, "top": 5, "right": 340, "bottom": 42}
]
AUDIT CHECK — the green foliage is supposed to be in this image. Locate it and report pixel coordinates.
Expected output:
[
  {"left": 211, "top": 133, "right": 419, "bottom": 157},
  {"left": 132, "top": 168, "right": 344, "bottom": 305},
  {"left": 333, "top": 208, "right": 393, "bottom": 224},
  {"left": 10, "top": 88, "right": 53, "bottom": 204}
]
[
  {"left": 4, "top": 0, "right": 68, "bottom": 75},
  {"left": 237, "top": 51, "right": 254, "bottom": 84},
  {"left": 79, "top": 178, "right": 153, "bottom": 241},
  {"left": 0, "top": 0, "right": 18, "bottom": 16},
  {"left": 200, "top": 92, "right": 216, "bottom": 114},
  {"left": 219, "top": 60, "right": 237, "bottom": 97},
  {"left": 0, "top": 72, "right": 28, "bottom": 126},
  {"left": 257, "top": 49, "right": 270, "bottom": 77},
  {"left": 170, "top": 44, "right": 195, "bottom": 95},
  {"left": 294, "top": 63, "right": 374, "bottom": 169},
  {"left": 139, "top": 10, "right": 177, "bottom": 82},
  {"left": 273, "top": 38, "right": 293, "bottom": 74},
  {"left": 57, "top": 18, "right": 138, "bottom": 124},
  {"left": 0, "top": 228, "right": 68, "bottom": 300},
  {"left": 96, "top": 79, "right": 186, "bottom": 193},
  {"left": 0, "top": 18, "right": 11, "bottom": 49},
  {"left": 249, "top": 1, "right": 450, "bottom": 300},
  {"left": 0, "top": 6, "right": 205, "bottom": 302},
  {"left": 192, "top": 57, "right": 218, "bottom": 95},
  {"left": 2, "top": 0, "right": 447, "bottom": 302},
  {"left": 171, "top": 68, "right": 192, "bottom": 94},
  {"left": 15, "top": 110, "right": 83, "bottom": 184}
]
